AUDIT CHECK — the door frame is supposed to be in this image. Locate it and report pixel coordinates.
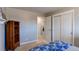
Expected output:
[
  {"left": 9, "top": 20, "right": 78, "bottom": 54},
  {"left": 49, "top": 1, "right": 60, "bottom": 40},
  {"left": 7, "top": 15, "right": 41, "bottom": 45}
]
[{"left": 52, "top": 9, "right": 74, "bottom": 45}]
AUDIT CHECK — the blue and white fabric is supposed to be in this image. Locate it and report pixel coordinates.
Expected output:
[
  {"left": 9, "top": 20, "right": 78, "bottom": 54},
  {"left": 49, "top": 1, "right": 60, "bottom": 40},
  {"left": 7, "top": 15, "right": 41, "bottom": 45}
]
[{"left": 29, "top": 41, "right": 72, "bottom": 51}]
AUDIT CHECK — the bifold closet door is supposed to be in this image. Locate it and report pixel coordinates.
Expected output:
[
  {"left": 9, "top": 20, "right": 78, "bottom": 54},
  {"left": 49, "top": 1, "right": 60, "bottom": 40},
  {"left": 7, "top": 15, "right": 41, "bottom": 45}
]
[
  {"left": 45, "top": 16, "right": 51, "bottom": 42},
  {"left": 61, "top": 13, "right": 73, "bottom": 44},
  {"left": 53, "top": 15, "right": 61, "bottom": 41},
  {"left": 53, "top": 12, "right": 73, "bottom": 44}
]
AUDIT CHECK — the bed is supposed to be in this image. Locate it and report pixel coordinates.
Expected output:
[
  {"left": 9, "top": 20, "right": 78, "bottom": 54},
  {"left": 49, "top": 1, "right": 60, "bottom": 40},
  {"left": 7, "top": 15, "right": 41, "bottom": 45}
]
[{"left": 29, "top": 41, "right": 79, "bottom": 51}]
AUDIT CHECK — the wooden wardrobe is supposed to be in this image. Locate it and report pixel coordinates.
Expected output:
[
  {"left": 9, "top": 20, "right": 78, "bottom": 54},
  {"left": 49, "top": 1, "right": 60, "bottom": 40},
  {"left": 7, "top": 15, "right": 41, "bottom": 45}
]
[{"left": 5, "top": 21, "right": 20, "bottom": 50}]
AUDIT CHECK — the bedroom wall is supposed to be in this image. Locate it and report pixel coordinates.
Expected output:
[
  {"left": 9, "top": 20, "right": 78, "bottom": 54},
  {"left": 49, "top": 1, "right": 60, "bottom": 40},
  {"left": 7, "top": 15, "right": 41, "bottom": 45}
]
[
  {"left": 46, "top": 7, "right": 79, "bottom": 47},
  {"left": 2, "top": 8, "right": 44, "bottom": 45},
  {"left": 0, "top": 24, "right": 5, "bottom": 51}
]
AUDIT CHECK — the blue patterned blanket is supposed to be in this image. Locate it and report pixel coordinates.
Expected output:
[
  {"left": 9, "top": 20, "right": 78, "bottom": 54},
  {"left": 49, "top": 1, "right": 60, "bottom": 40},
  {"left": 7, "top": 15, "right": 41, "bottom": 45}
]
[{"left": 29, "top": 41, "right": 72, "bottom": 51}]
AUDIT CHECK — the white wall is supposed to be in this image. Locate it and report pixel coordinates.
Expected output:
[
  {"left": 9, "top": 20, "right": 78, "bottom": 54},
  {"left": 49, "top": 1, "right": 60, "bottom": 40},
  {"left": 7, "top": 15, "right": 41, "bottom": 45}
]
[
  {"left": 0, "top": 8, "right": 5, "bottom": 51},
  {"left": 3, "top": 8, "right": 44, "bottom": 45},
  {"left": 0, "top": 23, "right": 5, "bottom": 51}
]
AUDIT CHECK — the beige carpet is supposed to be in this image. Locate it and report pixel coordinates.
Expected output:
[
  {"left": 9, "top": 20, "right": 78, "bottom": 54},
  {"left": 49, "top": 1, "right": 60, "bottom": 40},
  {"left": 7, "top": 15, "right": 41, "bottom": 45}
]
[{"left": 15, "top": 39, "right": 47, "bottom": 51}]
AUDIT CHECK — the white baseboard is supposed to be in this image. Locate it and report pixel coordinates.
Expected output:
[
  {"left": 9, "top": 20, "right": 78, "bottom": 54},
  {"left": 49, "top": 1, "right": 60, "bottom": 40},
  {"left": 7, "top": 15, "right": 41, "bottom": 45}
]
[{"left": 20, "top": 40, "right": 37, "bottom": 46}]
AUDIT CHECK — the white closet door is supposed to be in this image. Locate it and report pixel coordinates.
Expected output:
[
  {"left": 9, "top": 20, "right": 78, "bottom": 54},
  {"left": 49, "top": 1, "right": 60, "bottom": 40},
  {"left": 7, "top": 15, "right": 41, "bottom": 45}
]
[
  {"left": 61, "top": 13, "right": 73, "bottom": 44},
  {"left": 53, "top": 15, "right": 61, "bottom": 41},
  {"left": 45, "top": 16, "right": 51, "bottom": 42}
]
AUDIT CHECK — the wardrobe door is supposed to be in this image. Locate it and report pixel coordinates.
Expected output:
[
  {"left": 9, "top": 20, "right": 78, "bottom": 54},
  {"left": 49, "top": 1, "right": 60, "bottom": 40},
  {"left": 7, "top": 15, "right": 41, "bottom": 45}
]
[
  {"left": 53, "top": 15, "right": 61, "bottom": 41},
  {"left": 45, "top": 16, "right": 51, "bottom": 42},
  {"left": 61, "top": 13, "right": 73, "bottom": 44}
]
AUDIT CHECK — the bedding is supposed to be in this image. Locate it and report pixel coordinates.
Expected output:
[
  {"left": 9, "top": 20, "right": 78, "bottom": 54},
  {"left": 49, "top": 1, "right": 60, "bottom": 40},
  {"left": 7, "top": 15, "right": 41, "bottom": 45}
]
[
  {"left": 29, "top": 41, "right": 72, "bottom": 51},
  {"left": 65, "top": 46, "right": 79, "bottom": 51}
]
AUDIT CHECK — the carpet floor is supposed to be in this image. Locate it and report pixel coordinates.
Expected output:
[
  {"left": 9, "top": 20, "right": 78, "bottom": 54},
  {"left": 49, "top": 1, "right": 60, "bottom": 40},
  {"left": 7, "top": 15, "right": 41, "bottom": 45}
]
[{"left": 15, "top": 39, "right": 47, "bottom": 51}]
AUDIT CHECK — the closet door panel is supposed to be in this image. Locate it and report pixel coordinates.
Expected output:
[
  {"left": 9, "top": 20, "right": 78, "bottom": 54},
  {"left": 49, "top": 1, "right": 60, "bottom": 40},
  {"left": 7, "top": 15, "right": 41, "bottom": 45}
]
[
  {"left": 45, "top": 16, "right": 51, "bottom": 42},
  {"left": 53, "top": 15, "right": 61, "bottom": 41},
  {"left": 61, "top": 13, "right": 73, "bottom": 44}
]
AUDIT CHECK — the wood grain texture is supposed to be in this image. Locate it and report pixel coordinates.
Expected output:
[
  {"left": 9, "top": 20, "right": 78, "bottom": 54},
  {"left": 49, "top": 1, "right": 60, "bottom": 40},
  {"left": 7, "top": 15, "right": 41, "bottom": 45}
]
[{"left": 5, "top": 21, "right": 20, "bottom": 50}]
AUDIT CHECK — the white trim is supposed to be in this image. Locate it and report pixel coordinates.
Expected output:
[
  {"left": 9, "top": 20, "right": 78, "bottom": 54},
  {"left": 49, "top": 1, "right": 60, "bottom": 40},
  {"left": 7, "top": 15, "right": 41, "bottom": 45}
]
[
  {"left": 53, "top": 9, "right": 74, "bottom": 17},
  {"left": 52, "top": 16, "right": 54, "bottom": 42},
  {"left": 6, "top": 20, "right": 20, "bottom": 22},
  {"left": 52, "top": 9, "right": 74, "bottom": 45},
  {"left": 20, "top": 40, "right": 37, "bottom": 46},
  {"left": 72, "top": 10, "right": 75, "bottom": 45}
]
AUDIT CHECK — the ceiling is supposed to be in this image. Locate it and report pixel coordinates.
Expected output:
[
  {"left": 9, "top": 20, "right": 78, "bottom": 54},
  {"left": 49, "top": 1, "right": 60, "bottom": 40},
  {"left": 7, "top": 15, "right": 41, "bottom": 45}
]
[{"left": 14, "top": 7, "right": 64, "bottom": 15}]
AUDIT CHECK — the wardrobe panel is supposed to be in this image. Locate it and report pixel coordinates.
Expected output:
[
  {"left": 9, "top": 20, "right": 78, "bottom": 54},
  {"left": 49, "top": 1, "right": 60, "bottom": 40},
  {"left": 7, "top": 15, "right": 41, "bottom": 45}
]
[
  {"left": 53, "top": 15, "right": 61, "bottom": 41},
  {"left": 61, "top": 13, "right": 73, "bottom": 44},
  {"left": 5, "top": 21, "right": 20, "bottom": 50}
]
